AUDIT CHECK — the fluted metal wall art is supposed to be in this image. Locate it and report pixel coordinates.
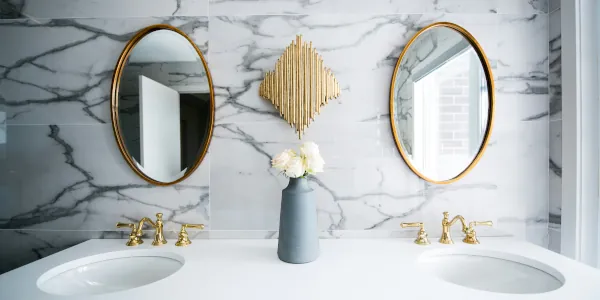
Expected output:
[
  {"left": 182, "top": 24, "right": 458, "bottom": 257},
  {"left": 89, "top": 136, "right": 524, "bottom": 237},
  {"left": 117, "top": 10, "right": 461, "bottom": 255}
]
[{"left": 259, "top": 35, "right": 341, "bottom": 139}]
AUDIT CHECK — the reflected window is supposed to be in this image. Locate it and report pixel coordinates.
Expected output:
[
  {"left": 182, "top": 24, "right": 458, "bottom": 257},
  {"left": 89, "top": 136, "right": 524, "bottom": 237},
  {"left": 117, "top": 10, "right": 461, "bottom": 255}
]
[{"left": 412, "top": 48, "right": 488, "bottom": 179}]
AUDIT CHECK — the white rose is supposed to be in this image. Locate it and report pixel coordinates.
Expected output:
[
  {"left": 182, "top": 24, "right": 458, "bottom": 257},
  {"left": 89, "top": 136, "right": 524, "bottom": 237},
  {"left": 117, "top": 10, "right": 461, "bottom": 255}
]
[
  {"left": 284, "top": 156, "right": 305, "bottom": 178},
  {"left": 300, "top": 141, "right": 320, "bottom": 158},
  {"left": 272, "top": 149, "right": 295, "bottom": 170},
  {"left": 305, "top": 153, "right": 324, "bottom": 174}
]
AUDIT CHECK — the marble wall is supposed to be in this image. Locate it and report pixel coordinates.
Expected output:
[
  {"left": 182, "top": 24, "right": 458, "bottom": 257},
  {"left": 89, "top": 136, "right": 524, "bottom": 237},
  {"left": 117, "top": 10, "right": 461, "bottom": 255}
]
[
  {"left": 0, "top": 0, "right": 550, "bottom": 273},
  {"left": 548, "top": 0, "right": 562, "bottom": 254}
]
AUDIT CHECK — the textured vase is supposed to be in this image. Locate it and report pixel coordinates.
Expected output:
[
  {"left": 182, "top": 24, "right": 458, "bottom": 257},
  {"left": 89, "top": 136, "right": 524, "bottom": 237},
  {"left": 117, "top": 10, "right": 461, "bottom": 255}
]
[{"left": 277, "top": 177, "right": 320, "bottom": 264}]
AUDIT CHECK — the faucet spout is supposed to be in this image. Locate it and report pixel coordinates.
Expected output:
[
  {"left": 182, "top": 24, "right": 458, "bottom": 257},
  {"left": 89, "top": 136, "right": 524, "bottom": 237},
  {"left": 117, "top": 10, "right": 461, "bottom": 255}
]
[
  {"left": 448, "top": 215, "right": 468, "bottom": 233},
  {"left": 440, "top": 212, "right": 467, "bottom": 244},
  {"left": 135, "top": 217, "right": 156, "bottom": 237}
]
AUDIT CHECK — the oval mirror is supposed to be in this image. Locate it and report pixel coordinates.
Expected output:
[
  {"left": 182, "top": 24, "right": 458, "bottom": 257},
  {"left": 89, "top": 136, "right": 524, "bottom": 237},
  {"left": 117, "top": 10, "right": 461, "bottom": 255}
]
[
  {"left": 390, "top": 22, "right": 494, "bottom": 184},
  {"left": 111, "top": 24, "right": 214, "bottom": 185}
]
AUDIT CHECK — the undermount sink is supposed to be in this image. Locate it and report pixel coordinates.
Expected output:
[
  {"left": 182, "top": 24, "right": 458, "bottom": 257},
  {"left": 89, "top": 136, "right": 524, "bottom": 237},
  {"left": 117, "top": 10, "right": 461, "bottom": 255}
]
[
  {"left": 37, "top": 250, "right": 184, "bottom": 296},
  {"left": 419, "top": 249, "right": 564, "bottom": 294}
]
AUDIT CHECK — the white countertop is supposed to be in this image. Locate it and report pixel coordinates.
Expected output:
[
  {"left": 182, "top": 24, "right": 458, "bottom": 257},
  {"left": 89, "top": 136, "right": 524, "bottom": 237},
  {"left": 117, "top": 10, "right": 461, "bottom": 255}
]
[{"left": 1, "top": 238, "right": 599, "bottom": 300}]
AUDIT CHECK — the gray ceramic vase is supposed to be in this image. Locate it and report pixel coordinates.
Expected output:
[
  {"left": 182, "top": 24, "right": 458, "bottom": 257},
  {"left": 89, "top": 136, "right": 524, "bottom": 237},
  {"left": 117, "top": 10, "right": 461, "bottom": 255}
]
[{"left": 277, "top": 177, "right": 320, "bottom": 264}]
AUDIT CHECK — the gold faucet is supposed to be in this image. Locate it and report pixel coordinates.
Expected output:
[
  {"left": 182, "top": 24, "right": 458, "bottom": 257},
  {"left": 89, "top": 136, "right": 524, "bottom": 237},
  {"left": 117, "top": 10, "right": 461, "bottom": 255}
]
[
  {"left": 175, "top": 223, "right": 205, "bottom": 247},
  {"left": 116, "top": 222, "right": 143, "bottom": 246},
  {"left": 400, "top": 222, "right": 430, "bottom": 245},
  {"left": 463, "top": 221, "right": 493, "bottom": 244},
  {"left": 136, "top": 213, "right": 167, "bottom": 246},
  {"left": 440, "top": 212, "right": 468, "bottom": 244},
  {"left": 116, "top": 213, "right": 167, "bottom": 246},
  {"left": 440, "top": 212, "right": 493, "bottom": 244}
]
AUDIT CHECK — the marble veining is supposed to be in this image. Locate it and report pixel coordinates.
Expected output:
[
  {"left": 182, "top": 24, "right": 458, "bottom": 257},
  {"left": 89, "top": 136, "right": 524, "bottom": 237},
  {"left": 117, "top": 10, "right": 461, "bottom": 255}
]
[
  {"left": 549, "top": 8, "right": 561, "bottom": 121},
  {"left": 0, "top": 0, "right": 550, "bottom": 274},
  {"left": 496, "top": 14, "right": 549, "bottom": 99},
  {"left": 0, "top": 125, "right": 210, "bottom": 231},
  {"left": 0, "top": 0, "right": 208, "bottom": 19},
  {"left": 548, "top": 6, "right": 561, "bottom": 230},
  {"left": 210, "top": 13, "right": 504, "bottom": 125},
  {"left": 549, "top": 120, "right": 561, "bottom": 226},
  {"left": 210, "top": 0, "right": 548, "bottom": 16},
  {"left": 0, "top": 17, "right": 208, "bottom": 125}
]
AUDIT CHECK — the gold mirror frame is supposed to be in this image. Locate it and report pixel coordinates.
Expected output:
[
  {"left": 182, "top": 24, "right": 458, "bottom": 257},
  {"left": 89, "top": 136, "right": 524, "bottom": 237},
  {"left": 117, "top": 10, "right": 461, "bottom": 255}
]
[
  {"left": 110, "top": 24, "right": 215, "bottom": 186},
  {"left": 389, "top": 22, "right": 495, "bottom": 185}
]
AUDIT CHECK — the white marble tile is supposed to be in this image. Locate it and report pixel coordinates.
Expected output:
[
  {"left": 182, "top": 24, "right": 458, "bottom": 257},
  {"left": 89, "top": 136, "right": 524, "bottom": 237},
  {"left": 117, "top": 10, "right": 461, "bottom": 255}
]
[
  {"left": 0, "top": 17, "right": 209, "bottom": 125},
  {"left": 209, "top": 14, "right": 430, "bottom": 124},
  {"left": 0, "top": 0, "right": 208, "bottom": 19},
  {"left": 0, "top": 0, "right": 553, "bottom": 269},
  {"left": 549, "top": 0, "right": 560, "bottom": 13},
  {"left": 549, "top": 120, "right": 561, "bottom": 225},
  {"left": 209, "top": 0, "right": 547, "bottom": 16},
  {"left": 431, "top": 118, "right": 549, "bottom": 241},
  {"left": 495, "top": 93, "right": 549, "bottom": 125},
  {"left": 210, "top": 0, "right": 425, "bottom": 15},
  {"left": 498, "top": 0, "right": 548, "bottom": 14},
  {"left": 525, "top": 222, "right": 550, "bottom": 248},
  {"left": 210, "top": 14, "right": 498, "bottom": 73},
  {"left": 496, "top": 14, "right": 549, "bottom": 95},
  {"left": 435, "top": 0, "right": 547, "bottom": 14},
  {"left": 548, "top": 227, "right": 560, "bottom": 253},
  {"left": 549, "top": 8, "right": 561, "bottom": 121},
  {"left": 549, "top": 169, "right": 561, "bottom": 225},
  {"left": 209, "top": 14, "right": 431, "bottom": 74},
  {"left": 0, "top": 229, "right": 125, "bottom": 274},
  {"left": 213, "top": 67, "right": 394, "bottom": 124},
  {"left": 210, "top": 13, "right": 499, "bottom": 124},
  {"left": 0, "top": 125, "right": 211, "bottom": 230},
  {"left": 209, "top": 121, "right": 428, "bottom": 230},
  {"left": 549, "top": 121, "right": 562, "bottom": 174}
]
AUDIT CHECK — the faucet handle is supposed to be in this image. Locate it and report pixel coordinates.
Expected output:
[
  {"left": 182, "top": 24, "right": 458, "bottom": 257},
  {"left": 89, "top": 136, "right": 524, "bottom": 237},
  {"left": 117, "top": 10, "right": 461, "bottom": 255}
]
[
  {"left": 116, "top": 222, "right": 135, "bottom": 229},
  {"left": 469, "top": 221, "right": 493, "bottom": 227},
  {"left": 400, "top": 222, "right": 430, "bottom": 245},
  {"left": 175, "top": 224, "right": 205, "bottom": 247},
  {"left": 116, "top": 222, "right": 143, "bottom": 246},
  {"left": 463, "top": 220, "right": 493, "bottom": 244}
]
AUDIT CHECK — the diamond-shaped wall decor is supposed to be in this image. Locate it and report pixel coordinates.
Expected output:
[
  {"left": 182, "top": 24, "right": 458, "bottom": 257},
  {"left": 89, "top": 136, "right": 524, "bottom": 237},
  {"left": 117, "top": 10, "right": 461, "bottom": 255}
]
[{"left": 259, "top": 35, "right": 341, "bottom": 139}]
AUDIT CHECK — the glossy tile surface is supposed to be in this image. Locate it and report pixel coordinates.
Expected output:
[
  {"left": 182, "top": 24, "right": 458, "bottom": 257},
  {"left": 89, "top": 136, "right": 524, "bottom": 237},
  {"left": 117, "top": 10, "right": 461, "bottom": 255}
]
[
  {"left": 548, "top": 5, "right": 561, "bottom": 238},
  {"left": 0, "top": 0, "right": 550, "bottom": 274}
]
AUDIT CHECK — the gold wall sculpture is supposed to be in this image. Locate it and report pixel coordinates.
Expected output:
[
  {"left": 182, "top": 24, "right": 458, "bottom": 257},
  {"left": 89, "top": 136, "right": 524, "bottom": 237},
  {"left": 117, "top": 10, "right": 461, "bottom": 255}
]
[{"left": 259, "top": 35, "right": 341, "bottom": 139}]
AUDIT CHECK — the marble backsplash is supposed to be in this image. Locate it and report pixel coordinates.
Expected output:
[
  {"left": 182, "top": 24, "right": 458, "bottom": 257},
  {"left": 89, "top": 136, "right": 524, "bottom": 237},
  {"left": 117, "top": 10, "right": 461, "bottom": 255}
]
[
  {"left": 548, "top": 0, "right": 561, "bottom": 253},
  {"left": 0, "top": 0, "right": 549, "bottom": 273}
]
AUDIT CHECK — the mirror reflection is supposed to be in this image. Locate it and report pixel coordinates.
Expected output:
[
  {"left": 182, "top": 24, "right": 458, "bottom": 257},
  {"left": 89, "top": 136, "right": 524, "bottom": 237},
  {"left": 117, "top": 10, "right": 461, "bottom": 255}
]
[
  {"left": 391, "top": 23, "right": 493, "bottom": 183},
  {"left": 114, "top": 26, "right": 213, "bottom": 184}
]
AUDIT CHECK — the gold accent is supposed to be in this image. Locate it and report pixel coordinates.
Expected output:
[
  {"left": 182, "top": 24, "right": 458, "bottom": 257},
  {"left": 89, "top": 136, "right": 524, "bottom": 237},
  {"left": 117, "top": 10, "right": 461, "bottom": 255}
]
[
  {"left": 439, "top": 211, "right": 468, "bottom": 244},
  {"left": 259, "top": 35, "right": 341, "bottom": 139},
  {"left": 141, "top": 213, "right": 167, "bottom": 246},
  {"left": 389, "top": 22, "right": 495, "bottom": 184},
  {"left": 110, "top": 24, "right": 215, "bottom": 186},
  {"left": 439, "top": 212, "right": 493, "bottom": 244},
  {"left": 130, "top": 213, "right": 167, "bottom": 246},
  {"left": 400, "top": 222, "right": 430, "bottom": 245},
  {"left": 463, "top": 220, "right": 493, "bottom": 244},
  {"left": 175, "top": 223, "right": 205, "bottom": 247},
  {"left": 116, "top": 222, "right": 143, "bottom": 246}
]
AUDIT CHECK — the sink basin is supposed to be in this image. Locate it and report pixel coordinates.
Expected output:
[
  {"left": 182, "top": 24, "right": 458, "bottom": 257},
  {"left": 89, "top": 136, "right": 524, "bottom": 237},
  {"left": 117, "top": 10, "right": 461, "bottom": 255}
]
[
  {"left": 37, "top": 250, "right": 184, "bottom": 296},
  {"left": 419, "top": 249, "right": 564, "bottom": 294}
]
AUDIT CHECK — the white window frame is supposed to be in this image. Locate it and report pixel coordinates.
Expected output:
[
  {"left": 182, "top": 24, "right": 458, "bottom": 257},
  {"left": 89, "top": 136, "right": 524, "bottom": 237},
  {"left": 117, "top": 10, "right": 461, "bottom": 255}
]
[{"left": 561, "top": 0, "right": 599, "bottom": 267}]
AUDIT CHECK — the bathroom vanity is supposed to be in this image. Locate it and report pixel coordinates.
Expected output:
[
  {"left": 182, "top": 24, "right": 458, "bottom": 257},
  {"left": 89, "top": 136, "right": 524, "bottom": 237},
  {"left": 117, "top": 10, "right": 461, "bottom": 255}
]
[{"left": 1, "top": 238, "right": 598, "bottom": 299}]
